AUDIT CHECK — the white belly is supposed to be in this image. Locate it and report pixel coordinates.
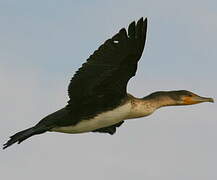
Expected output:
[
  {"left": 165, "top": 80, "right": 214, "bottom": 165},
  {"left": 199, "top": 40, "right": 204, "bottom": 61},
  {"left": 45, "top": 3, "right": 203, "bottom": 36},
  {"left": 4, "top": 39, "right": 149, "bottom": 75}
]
[{"left": 51, "top": 102, "right": 131, "bottom": 134}]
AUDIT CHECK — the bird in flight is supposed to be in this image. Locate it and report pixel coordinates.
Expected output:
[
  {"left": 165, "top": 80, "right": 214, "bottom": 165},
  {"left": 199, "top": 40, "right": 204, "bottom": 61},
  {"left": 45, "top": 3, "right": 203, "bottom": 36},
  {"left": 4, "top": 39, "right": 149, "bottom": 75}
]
[{"left": 3, "top": 17, "right": 214, "bottom": 149}]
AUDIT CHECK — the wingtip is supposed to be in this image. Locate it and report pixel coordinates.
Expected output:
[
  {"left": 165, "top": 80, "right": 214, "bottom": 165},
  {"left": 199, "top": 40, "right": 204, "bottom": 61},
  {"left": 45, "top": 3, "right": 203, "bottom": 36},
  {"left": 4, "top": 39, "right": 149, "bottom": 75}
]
[
  {"left": 136, "top": 17, "right": 148, "bottom": 30},
  {"left": 138, "top": 17, "right": 148, "bottom": 22},
  {"left": 144, "top": 17, "right": 148, "bottom": 24},
  {"left": 137, "top": 17, "right": 143, "bottom": 24}
]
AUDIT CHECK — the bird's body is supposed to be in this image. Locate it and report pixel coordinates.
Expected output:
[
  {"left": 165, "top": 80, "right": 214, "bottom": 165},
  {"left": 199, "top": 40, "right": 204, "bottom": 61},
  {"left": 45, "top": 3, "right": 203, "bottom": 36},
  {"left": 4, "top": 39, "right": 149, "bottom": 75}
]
[
  {"left": 3, "top": 17, "right": 214, "bottom": 149},
  {"left": 50, "top": 94, "right": 156, "bottom": 134},
  {"left": 51, "top": 98, "right": 131, "bottom": 134}
]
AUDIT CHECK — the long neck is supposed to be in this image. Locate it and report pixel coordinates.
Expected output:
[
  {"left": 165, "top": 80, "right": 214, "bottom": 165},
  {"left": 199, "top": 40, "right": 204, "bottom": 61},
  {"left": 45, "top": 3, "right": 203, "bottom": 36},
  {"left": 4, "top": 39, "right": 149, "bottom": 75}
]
[
  {"left": 127, "top": 92, "right": 178, "bottom": 119},
  {"left": 142, "top": 92, "right": 178, "bottom": 108}
]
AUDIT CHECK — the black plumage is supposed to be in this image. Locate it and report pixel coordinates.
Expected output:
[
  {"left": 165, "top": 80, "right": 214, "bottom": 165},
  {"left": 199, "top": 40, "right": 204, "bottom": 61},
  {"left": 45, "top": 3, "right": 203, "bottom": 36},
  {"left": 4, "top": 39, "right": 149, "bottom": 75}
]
[
  {"left": 3, "top": 17, "right": 147, "bottom": 149},
  {"left": 3, "top": 17, "right": 213, "bottom": 150},
  {"left": 67, "top": 18, "right": 147, "bottom": 125}
]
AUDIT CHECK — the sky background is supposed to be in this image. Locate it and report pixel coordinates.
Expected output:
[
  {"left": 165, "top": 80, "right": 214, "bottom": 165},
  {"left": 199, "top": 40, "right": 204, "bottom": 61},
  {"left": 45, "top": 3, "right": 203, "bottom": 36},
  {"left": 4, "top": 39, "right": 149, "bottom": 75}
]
[{"left": 0, "top": 0, "right": 217, "bottom": 179}]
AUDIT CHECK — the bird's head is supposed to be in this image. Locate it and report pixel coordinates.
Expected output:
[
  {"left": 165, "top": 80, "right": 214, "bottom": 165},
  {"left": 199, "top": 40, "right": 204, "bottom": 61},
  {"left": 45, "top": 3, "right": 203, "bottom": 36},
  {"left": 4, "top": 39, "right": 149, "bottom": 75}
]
[
  {"left": 145, "top": 90, "right": 214, "bottom": 107},
  {"left": 161, "top": 90, "right": 214, "bottom": 105},
  {"left": 169, "top": 90, "right": 214, "bottom": 105}
]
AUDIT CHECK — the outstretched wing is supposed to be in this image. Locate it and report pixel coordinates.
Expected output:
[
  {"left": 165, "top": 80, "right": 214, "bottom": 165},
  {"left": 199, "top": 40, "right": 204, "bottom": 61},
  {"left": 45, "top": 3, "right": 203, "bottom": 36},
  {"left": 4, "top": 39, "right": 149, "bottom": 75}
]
[{"left": 67, "top": 18, "right": 147, "bottom": 124}]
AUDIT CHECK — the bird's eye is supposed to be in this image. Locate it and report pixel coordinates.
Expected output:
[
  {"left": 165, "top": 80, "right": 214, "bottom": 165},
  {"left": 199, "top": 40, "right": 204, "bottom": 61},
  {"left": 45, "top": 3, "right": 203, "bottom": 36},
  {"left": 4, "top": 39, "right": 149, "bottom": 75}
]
[{"left": 188, "top": 94, "right": 193, "bottom": 97}]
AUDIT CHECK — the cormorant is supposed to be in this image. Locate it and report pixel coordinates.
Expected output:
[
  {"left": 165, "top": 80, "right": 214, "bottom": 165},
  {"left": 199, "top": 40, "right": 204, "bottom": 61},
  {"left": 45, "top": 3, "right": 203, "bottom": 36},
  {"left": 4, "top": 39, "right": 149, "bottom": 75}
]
[{"left": 3, "top": 17, "right": 214, "bottom": 149}]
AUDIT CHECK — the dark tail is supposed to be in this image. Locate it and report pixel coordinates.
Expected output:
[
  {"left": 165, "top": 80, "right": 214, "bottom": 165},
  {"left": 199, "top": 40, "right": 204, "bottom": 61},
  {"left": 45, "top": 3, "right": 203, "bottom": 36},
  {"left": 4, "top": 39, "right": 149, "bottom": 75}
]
[
  {"left": 3, "top": 108, "right": 71, "bottom": 149},
  {"left": 3, "top": 126, "right": 47, "bottom": 149}
]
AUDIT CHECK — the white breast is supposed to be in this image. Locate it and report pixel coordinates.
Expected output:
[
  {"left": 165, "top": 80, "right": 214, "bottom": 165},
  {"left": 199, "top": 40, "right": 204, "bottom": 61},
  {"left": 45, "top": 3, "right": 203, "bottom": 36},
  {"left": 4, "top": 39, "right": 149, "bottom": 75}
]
[{"left": 51, "top": 102, "right": 132, "bottom": 134}]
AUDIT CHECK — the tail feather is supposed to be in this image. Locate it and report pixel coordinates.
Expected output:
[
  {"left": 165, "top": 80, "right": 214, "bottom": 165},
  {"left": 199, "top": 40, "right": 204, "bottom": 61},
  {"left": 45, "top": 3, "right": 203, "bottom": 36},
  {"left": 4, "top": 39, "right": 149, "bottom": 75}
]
[
  {"left": 3, "top": 108, "right": 70, "bottom": 149},
  {"left": 3, "top": 126, "right": 47, "bottom": 149}
]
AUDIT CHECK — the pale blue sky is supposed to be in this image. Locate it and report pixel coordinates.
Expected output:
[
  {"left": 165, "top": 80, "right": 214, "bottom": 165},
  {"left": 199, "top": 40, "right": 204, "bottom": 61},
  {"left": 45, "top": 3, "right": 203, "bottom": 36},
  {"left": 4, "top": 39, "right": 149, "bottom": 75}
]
[{"left": 0, "top": 0, "right": 217, "bottom": 179}]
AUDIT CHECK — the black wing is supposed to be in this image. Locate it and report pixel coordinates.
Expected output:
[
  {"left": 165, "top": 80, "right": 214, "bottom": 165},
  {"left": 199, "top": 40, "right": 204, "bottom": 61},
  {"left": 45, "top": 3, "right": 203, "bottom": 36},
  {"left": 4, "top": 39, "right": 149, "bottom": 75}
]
[{"left": 67, "top": 18, "right": 147, "bottom": 124}]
